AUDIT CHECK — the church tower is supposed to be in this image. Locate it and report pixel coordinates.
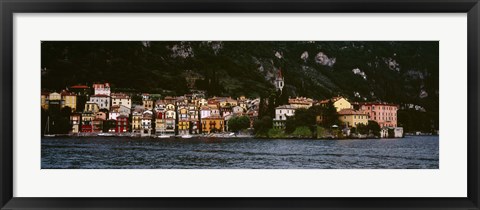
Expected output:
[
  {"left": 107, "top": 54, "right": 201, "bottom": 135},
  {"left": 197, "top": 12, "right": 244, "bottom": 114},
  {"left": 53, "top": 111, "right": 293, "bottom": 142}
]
[{"left": 275, "top": 68, "right": 284, "bottom": 93}]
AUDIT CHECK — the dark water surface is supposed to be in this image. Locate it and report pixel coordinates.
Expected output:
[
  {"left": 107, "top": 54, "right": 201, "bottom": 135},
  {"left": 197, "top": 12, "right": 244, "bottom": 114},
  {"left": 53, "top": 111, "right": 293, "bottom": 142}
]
[{"left": 41, "top": 136, "right": 439, "bottom": 169}]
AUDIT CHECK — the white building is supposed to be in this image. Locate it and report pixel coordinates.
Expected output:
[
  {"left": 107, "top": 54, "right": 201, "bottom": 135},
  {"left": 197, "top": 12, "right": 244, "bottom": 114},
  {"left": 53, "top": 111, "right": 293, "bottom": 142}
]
[
  {"left": 111, "top": 93, "right": 131, "bottom": 109},
  {"left": 93, "top": 83, "right": 111, "bottom": 96},
  {"left": 109, "top": 111, "right": 120, "bottom": 120},
  {"left": 200, "top": 106, "right": 211, "bottom": 119},
  {"left": 273, "top": 105, "right": 296, "bottom": 129},
  {"left": 89, "top": 95, "right": 110, "bottom": 110}
]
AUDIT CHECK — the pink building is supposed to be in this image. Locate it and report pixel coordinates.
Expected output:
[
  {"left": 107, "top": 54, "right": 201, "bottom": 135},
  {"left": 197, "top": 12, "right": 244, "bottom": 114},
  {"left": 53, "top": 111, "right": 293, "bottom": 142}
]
[{"left": 359, "top": 102, "right": 398, "bottom": 128}]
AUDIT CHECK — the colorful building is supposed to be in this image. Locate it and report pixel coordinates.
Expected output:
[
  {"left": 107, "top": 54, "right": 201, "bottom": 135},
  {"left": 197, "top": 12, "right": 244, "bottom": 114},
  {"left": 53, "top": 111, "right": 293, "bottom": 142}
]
[
  {"left": 201, "top": 115, "right": 225, "bottom": 133},
  {"left": 81, "top": 112, "right": 95, "bottom": 132},
  {"left": 111, "top": 93, "right": 132, "bottom": 109},
  {"left": 318, "top": 96, "right": 352, "bottom": 112},
  {"left": 84, "top": 102, "right": 99, "bottom": 113},
  {"left": 61, "top": 91, "right": 77, "bottom": 111},
  {"left": 131, "top": 112, "right": 142, "bottom": 134},
  {"left": 288, "top": 97, "right": 313, "bottom": 109},
  {"left": 115, "top": 115, "right": 129, "bottom": 133},
  {"left": 89, "top": 95, "right": 110, "bottom": 110},
  {"left": 338, "top": 108, "right": 369, "bottom": 128},
  {"left": 93, "top": 83, "right": 111, "bottom": 96},
  {"left": 70, "top": 113, "right": 81, "bottom": 133},
  {"left": 359, "top": 102, "right": 398, "bottom": 128},
  {"left": 92, "top": 118, "right": 104, "bottom": 133}
]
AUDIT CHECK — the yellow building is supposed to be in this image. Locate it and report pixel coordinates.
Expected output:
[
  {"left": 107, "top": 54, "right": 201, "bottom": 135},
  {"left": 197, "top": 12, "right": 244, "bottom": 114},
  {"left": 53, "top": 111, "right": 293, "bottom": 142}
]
[
  {"left": 132, "top": 113, "right": 142, "bottom": 133},
  {"left": 41, "top": 92, "right": 49, "bottom": 110},
  {"left": 338, "top": 109, "right": 368, "bottom": 128},
  {"left": 49, "top": 92, "right": 61, "bottom": 100},
  {"left": 81, "top": 112, "right": 95, "bottom": 124},
  {"left": 178, "top": 120, "right": 190, "bottom": 135},
  {"left": 84, "top": 102, "right": 99, "bottom": 113},
  {"left": 319, "top": 96, "right": 352, "bottom": 112},
  {"left": 143, "top": 99, "right": 154, "bottom": 110},
  {"left": 201, "top": 115, "right": 225, "bottom": 133},
  {"left": 111, "top": 93, "right": 132, "bottom": 109},
  {"left": 61, "top": 91, "right": 77, "bottom": 111}
]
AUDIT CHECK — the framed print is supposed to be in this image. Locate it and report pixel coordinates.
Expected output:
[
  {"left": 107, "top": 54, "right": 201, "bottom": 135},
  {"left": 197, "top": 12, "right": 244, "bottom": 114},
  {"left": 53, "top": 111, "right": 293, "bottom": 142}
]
[{"left": 1, "top": 0, "right": 479, "bottom": 209}]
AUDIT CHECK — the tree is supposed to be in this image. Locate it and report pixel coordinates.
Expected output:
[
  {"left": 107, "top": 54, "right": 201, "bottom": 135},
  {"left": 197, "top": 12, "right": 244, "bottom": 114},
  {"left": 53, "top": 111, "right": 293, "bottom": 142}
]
[
  {"left": 367, "top": 120, "right": 381, "bottom": 137},
  {"left": 253, "top": 116, "right": 273, "bottom": 135},
  {"left": 228, "top": 116, "right": 250, "bottom": 132},
  {"left": 322, "top": 100, "right": 340, "bottom": 127},
  {"left": 292, "top": 126, "right": 313, "bottom": 138},
  {"left": 356, "top": 123, "right": 368, "bottom": 135}
]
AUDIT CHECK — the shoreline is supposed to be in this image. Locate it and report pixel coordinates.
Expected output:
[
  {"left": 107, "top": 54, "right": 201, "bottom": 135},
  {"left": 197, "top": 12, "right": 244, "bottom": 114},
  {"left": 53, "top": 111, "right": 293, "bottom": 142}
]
[{"left": 42, "top": 133, "right": 437, "bottom": 140}]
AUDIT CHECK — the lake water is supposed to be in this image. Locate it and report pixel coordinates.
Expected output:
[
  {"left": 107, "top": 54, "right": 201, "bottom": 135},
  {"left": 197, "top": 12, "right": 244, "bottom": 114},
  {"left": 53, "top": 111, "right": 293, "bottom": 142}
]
[{"left": 41, "top": 136, "right": 439, "bottom": 169}]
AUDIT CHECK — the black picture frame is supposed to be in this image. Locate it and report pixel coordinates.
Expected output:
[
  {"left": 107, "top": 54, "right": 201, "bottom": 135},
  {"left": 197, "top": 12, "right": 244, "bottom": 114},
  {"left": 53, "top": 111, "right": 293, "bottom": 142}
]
[{"left": 1, "top": 0, "right": 479, "bottom": 209}]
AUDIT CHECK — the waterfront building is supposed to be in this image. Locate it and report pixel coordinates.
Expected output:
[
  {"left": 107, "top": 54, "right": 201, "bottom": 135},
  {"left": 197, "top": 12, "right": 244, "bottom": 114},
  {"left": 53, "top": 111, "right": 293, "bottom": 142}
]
[
  {"left": 273, "top": 105, "right": 296, "bottom": 129},
  {"left": 70, "top": 113, "right": 81, "bottom": 133},
  {"left": 165, "top": 109, "right": 176, "bottom": 136},
  {"left": 201, "top": 115, "right": 225, "bottom": 133},
  {"left": 92, "top": 118, "right": 104, "bottom": 133},
  {"left": 47, "top": 92, "right": 63, "bottom": 112},
  {"left": 318, "top": 96, "right": 352, "bottom": 112},
  {"left": 178, "top": 107, "right": 189, "bottom": 135},
  {"left": 380, "top": 127, "right": 404, "bottom": 138},
  {"left": 131, "top": 106, "right": 144, "bottom": 134},
  {"left": 155, "top": 111, "right": 166, "bottom": 135},
  {"left": 92, "top": 83, "right": 110, "bottom": 96},
  {"left": 141, "top": 110, "right": 153, "bottom": 136},
  {"left": 359, "top": 102, "right": 398, "bottom": 128},
  {"left": 115, "top": 115, "right": 129, "bottom": 133},
  {"left": 41, "top": 92, "right": 49, "bottom": 110},
  {"left": 81, "top": 112, "right": 95, "bottom": 132},
  {"left": 111, "top": 93, "right": 132, "bottom": 109},
  {"left": 89, "top": 94, "right": 110, "bottom": 110},
  {"left": 188, "top": 104, "right": 200, "bottom": 134},
  {"left": 337, "top": 108, "right": 369, "bottom": 128}
]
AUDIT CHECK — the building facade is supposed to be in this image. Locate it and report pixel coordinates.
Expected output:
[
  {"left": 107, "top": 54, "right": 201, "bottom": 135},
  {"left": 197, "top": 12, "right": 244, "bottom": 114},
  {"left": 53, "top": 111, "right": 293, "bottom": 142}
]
[
  {"left": 359, "top": 103, "right": 398, "bottom": 128},
  {"left": 338, "top": 109, "right": 369, "bottom": 128}
]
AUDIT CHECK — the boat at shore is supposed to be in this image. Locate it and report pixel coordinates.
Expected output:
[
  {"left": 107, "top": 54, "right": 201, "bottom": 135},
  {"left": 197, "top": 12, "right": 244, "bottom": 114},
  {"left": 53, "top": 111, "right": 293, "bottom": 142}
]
[
  {"left": 181, "top": 134, "right": 192, "bottom": 139},
  {"left": 97, "top": 133, "right": 114, "bottom": 137},
  {"left": 43, "top": 116, "right": 55, "bottom": 137},
  {"left": 156, "top": 135, "right": 171, "bottom": 139}
]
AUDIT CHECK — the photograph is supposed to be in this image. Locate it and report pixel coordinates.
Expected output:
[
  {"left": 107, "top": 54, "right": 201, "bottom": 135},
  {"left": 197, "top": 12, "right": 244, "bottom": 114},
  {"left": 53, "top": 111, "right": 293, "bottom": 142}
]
[{"left": 40, "top": 41, "right": 439, "bottom": 169}]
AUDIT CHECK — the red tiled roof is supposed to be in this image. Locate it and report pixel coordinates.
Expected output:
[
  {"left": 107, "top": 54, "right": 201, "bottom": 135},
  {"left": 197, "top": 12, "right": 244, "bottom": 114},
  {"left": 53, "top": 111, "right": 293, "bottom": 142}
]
[
  {"left": 70, "top": 85, "right": 89, "bottom": 89},
  {"left": 338, "top": 108, "right": 367, "bottom": 115},
  {"left": 91, "top": 94, "right": 110, "bottom": 97},
  {"left": 359, "top": 102, "right": 398, "bottom": 106}
]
